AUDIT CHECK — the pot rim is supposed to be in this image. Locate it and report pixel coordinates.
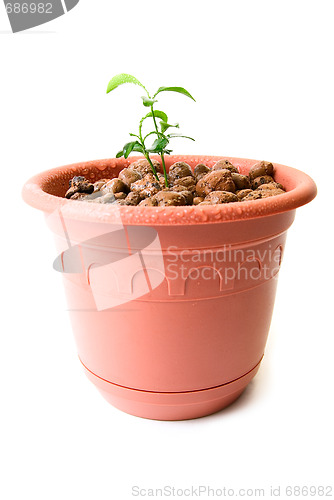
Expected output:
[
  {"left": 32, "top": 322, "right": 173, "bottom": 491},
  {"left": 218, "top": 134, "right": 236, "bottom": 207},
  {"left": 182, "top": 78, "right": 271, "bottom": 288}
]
[{"left": 22, "top": 155, "right": 317, "bottom": 225}]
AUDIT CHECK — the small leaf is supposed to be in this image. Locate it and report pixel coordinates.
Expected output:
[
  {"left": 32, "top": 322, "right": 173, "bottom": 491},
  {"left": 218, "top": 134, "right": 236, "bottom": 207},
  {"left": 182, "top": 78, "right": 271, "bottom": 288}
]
[
  {"left": 116, "top": 150, "right": 124, "bottom": 158},
  {"left": 132, "top": 143, "right": 145, "bottom": 153},
  {"left": 154, "top": 86, "right": 196, "bottom": 101},
  {"left": 106, "top": 73, "right": 147, "bottom": 94},
  {"left": 141, "top": 110, "right": 168, "bottom": 123},
  {"left": 122, "top": 141, "right": 144, "bottom": 158},
  {"left": 141, "top": 96, "right": 158, "bottom": 107},
  {"left": 160, "top": 121, "right": 179, "bottom": 134},
  {"left": 147, "top": 137, "right": 169, "bottom": 153},
  {"left": 123, "top": 142, "right": 136, "bottom": 158},
  {"left": 151, "top": 110, "right": 168, "bottom": 123},
  {"left": 139, "top": 111, "right": 169, "bottom": 137},
  {"left": 167, "top": 133, "right": 195, "bottom": 141}
]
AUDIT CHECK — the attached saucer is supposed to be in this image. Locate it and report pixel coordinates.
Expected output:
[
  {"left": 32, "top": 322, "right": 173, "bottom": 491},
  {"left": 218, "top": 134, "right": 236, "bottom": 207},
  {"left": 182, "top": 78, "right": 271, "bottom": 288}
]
[{"left": 81, "top": 359, "right": 261, "bottom": 420}]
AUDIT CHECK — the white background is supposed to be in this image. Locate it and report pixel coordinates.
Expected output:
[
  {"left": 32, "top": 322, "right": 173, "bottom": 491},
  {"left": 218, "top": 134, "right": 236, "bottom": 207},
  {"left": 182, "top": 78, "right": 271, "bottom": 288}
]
[{"left": 1, "top": 1, "right": 333, "bottom": 499}]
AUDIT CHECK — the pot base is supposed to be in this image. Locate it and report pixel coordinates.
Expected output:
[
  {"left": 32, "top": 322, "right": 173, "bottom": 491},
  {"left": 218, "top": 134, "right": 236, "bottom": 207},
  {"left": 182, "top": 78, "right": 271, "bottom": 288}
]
[{"left": 81, "top": 359, "right": 262, "bottom": 421}]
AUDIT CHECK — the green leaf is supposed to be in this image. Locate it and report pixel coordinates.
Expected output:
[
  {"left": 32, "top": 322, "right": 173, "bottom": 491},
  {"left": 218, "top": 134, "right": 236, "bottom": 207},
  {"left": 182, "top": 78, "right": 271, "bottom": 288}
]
[
  {"left": 147, "top": 136, "right": 169, "bottom": 153},
  {"left": 141, "top": 110, "right": 168, "bottom": 123},
  {"left": 153, "top": 86, "right": 196, "bottom": 101},
  {"left": 167, "top": 133, "right": 195, "bottom": 141},
  {"left": 122, "top": 141, "right": 144, "bottom": 158},
  {"left": 106, "top": 73, "right": 147, "bottom": 94},
  {"left": 139, "top": 110, "right": 169, "bottom": 137},
  {"left": 116, "top": 150, "right": 124, "bottom": 158},
  {"left": 160, "top": 121, "right": 179, "bottom": 134},
  {"left": 141, "top": 96, "right": 158, "bottom": 107}
]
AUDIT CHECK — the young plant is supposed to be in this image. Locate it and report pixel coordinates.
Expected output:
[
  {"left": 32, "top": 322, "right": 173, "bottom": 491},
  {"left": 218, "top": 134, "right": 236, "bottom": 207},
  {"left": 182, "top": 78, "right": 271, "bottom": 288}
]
[{"left": 106, "top": 73, "right": 195, "bottom": 187}]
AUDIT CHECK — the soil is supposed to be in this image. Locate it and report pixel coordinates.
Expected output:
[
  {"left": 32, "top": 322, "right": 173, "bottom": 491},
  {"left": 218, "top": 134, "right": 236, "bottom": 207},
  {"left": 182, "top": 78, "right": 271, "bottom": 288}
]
[{"left": 64, "top": 159, "right": 286, "bottom": 206}]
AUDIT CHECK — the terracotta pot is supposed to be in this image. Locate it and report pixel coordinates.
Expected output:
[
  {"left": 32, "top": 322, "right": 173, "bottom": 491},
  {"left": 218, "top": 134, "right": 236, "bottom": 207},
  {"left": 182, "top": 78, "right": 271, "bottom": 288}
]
[{"left": 22, "top": 155, "right": 317, "bottom": 420}]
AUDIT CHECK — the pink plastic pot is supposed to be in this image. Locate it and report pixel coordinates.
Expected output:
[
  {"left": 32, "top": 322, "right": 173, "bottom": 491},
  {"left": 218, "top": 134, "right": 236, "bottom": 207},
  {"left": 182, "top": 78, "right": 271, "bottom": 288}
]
[{"left": 22, "top": 155, "right": 316, "bottom": 420}]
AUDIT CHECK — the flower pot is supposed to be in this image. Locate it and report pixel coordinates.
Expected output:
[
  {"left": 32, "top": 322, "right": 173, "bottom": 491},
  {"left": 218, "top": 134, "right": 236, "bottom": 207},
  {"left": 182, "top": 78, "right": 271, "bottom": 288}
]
[{"left": 22, "top": 155, "right": 316, "bottom": 420}]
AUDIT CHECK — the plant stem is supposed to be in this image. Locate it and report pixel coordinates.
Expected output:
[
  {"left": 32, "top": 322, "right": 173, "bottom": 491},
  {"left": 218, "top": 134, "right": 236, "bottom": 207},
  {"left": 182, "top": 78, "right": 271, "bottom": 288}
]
[
  {"left": 138, "top": 115, "right": 160, "bottom": 183},
  {"left": 144, "top": 153, "right": 160, "bottom": 182},
  {"left": 160, "top": 155, "right": 168, "bottom": 188},
  {"left": 150, "top": 105, "right": 169, "bottom": 187}
]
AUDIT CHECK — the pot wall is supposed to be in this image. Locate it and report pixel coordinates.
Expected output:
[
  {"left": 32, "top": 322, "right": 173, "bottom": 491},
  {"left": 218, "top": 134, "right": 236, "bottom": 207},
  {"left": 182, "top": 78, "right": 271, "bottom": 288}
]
[{"left": 49, "top": 209, "right": 294, "bottom": 392}]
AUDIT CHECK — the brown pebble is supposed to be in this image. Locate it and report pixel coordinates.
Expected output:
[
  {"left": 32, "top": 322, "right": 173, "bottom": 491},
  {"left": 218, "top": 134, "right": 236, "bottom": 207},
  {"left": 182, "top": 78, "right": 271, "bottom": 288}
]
[
  {"left": 114, "top": 192, "right": 127, "bottom": 200},
  {"left": 169, "top": 186, "right": 193, "bottom": 205},
  {"left": 249, "top": 161, "right": 274, "bottom": 180},
  {"left": 196, "top": 169, "right": 236, "bottom": 197},
  {"left": 236, "top": 189, "right": 253, "bottom": 200},
  {"left": 251, "top": 175, "right": 275, "bottom": 189},
  {"left": 194, "top": 163, "right": 210, "bottom": 181},
  {"left": 65, "top": 186, "right": 80, "bottom": 199},
  {"left": 102, "top": 178, "right": 129, "bottom": 195},
  {"left": 172, "top": 175, "right": 196, "bottom": 193},
  {"left": 69, "top": 176, "right": 86, "bottom": 188},
  {"left": 69, "top": 192, "right": 89, "bottom": 201},
  {"left": 212, "top": 160, "right": 238, "bottom": 173},
  {"left": 65, "top": 176, "right": 94, "bottom": 198},
  {"left": 138, "top": 197, "right": 158, "bottom": 206},
  {"left": 119, "top": 168, "right": 142, "bottom": 187},
  {"left": 256, "top": 187, "right": 285, "bottom": 197},
  {"left": 80, "top": 182, "right": 95, "bottom": 194},
  {"left": 241, "top": 191, "right": 263, "bottom": 201},
  {"left": 231, "top": 173, "right": 251, "bottom": 190},
  {"left": 131, "top": 173, "right": 161, "bottom": 198},
  {"left": 93, "top": 179, "right": 111, "bottom": 192},
  {"left": 158, "top": 172, "right": 169, "bottom": 188},
  {"left": 154, "top": 191, "right": 187, "bottom": 206},
  {"left": 257, "top": 182, "right": 284, "bottom": 191},
  {"left": 169, "top": 162, "right": 194, "bottom": 181},
  {"left": 124, "top": 192, "right": 142, "bottom": 206},
  {"left": 193, "top": 196, "right": 204, "bottom": 205},
  {"left": 204, "top": 191, "right": 239, "bottom": 204},
  {"left": 129, "top": 158, "right": 161, "bottom": 176}
]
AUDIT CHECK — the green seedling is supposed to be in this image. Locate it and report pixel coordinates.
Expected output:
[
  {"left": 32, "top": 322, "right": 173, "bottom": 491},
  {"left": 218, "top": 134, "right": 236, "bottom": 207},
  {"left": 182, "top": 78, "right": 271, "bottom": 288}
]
[{"left": 106, "top": 73, "right": 195, "bottom": 187}]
